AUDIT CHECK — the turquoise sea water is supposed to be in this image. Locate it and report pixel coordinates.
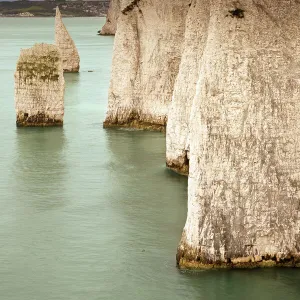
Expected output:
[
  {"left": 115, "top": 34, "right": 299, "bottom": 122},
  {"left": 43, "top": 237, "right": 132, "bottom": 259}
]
[{"left": 0, "top": 17, "right": 300, "bottom": 300}]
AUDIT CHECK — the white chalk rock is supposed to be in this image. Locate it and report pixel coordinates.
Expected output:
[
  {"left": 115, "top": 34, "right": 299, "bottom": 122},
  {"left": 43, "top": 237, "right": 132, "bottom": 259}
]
[
  {"left": 15, "top": 43, "right": 65, "bottom": 127},
  {"left": 177, "top": 0, "right": 300, "bottom": 269},
  {"left": 103, "top": 0, "right": 189, "bottom": 130},
  {"left": 55, "top": 6, "right": 80, "bottom": 73},
  {"left": 99, "top": 0, "right": 119, "bottom": 35}
]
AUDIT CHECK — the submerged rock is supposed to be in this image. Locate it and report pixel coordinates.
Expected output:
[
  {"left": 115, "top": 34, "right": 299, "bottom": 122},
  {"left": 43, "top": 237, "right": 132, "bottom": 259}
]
[
  {"left": 103, "top": 0, "right": 189, "bottom": 131},
  {"left": 177, "top": 0, "right": 300, "bottom": 269},
  {"left": 55, "top": 6, "right": 80, "bottom": 72},
  {"left": 14, "top": 43, "right": 65, "bottom": 127},
  {"left": 99, "top": 0, "right": 119, "bottom": 35}
]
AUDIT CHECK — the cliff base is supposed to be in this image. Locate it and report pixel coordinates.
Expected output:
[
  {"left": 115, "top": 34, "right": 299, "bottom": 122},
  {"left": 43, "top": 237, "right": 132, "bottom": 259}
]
[
  {"left": 16, "top": 112, "right": 63, "bottom": 127},
  {"left": 177, "top": 257, "right": 300, "bottom": 270},
  {"left": 166, "top": 159, "right": 189, "bottom": 176},
  {"left": 103, "top": 120, "right": 165, "bottom": 132}
]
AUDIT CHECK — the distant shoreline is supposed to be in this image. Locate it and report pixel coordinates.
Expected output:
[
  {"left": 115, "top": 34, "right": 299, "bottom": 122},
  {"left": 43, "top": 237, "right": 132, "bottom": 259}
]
[
  {"left": 0, "top": 15, "right": 107, "bottom": 18},
  {"left": 0, "top": 0, "right": 109, "bottom": 18}
]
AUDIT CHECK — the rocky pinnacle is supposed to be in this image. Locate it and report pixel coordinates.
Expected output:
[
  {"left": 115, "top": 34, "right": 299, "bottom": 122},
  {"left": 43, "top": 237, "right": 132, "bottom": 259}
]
[
  {"left": 99, "top": 0, "right": 119, "bottom": 35},
  {"left": 55, "top": 6, "right": 80, "bottom": 73}
]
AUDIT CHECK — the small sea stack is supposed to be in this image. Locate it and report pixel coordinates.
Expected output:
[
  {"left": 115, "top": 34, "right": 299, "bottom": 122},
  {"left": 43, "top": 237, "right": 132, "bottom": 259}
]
[
  {"left": 98, "top": 0, "right": 119, "bottom": 35},
  {"left": 14, "top": 43, "right": 65, "bottom": 127},
  {"left": 55, "top": 6, "right": 80, "bottom": 72},
  {"left": 103, "top": 0, "right": 189, "bottom": 131}
]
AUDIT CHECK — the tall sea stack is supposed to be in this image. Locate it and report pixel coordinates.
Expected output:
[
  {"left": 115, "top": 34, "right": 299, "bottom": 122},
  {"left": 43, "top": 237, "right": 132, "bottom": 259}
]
[
  {"left": 103, "top": 0, "right": 189, "bottom": 130},
  {"left": 55, "top": 6, "right": 80, "bottom": 73},
  {"left": 99, "top": 0, "right": 119, "bottom": 35},
  {"left": 176, "top": 0, "right": 300, "bottom": 269},
  {"left": 15, "top": 43, "right": 65, "bottom": 127}
]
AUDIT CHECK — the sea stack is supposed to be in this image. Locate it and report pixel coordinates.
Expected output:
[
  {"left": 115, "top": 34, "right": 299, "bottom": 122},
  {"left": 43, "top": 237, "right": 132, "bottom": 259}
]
[
  {"left": 15, "top": 43, "right": 65, "bottom": 127},
  {"left": 99, "top": 0, "right": 119, "bottom": 35},
  {"left": 177, "top": 0, "right": 300, "bottom": 269},
  {"left": 103, "top": 0, "right": 189, "bottom": 131},
  {"left": 55, "top": 6, "right": 80, "bottom": 72}
]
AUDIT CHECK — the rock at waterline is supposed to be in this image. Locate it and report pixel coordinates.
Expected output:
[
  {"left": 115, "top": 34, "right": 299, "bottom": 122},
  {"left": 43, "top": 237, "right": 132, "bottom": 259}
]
[
  {"left": 98, "top": 0, "right": 119, "bottom": 36},
  {"left": 176, "top": 0, "right": 300, "bottom": 269},
  {"left": 103, "top": 0, "right": 189, "bottom": 131},
  {"left": 55, "top": 6, "right": 80, "bottom": 73},
  {"left": 14, "top": 43, "right": 65, "bottom": 127}
]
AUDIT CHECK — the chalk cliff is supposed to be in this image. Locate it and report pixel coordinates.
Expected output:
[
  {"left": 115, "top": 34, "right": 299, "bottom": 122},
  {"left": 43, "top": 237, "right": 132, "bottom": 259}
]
[
  {"left": 55, "top": 6, "right": 80, "bottom": 72},
  {"left": 166, "top": 0, "right": 208, "bottom": 175},
  {"left": 15, "top": 43, "right": 65, "bottom": 127},
  {"left": 99, "top": 0, "right": 119, "bottom": 35},
  {"left": 177, "top": 0, "right": 300, "bottom": 269},
  {"left": 107, "top": 0, "right": 300, "bottom": 269},
  {"left": 103, "top": 0, "right": 189, "bottom": 130}
]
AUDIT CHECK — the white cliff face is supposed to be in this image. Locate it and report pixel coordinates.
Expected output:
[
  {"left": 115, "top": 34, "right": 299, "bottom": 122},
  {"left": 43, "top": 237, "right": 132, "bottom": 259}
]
[
  {"left": 15, "top": 43, "right": 65, "bottom": 127},
  {"left": 99, "top": 0, "right": 119, "bottom": 35},
  {"left": 106, "top": 0, "right": 300, "bottom": 268},
  {"left": 55, "top": 7, "right": 80, "bottom": 72},
  {"left": 166, "top": 0, "right": 209, "bottom": 175},
  {"left": 104, "top": 0, "right": 189, "bottom": 130},
  {"left": 177, "top": 0, "right": 300, "bottom": 268}
]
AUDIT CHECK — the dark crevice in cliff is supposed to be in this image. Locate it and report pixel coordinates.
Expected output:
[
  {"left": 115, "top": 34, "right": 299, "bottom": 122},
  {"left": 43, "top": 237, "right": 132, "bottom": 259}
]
[
  {"left": 122, "top": 0, "right": 141, "bottom": 15},
  {"left": 228, "top": 8, "right": 245, "bottom": 18}
]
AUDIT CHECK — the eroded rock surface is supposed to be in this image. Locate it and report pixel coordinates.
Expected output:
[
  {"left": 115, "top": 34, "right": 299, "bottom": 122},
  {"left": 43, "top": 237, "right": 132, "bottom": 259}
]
[
  {"left": 166, "top": 0, "right": 209, "bottom": 175},
  {"left": 106, "top": 0, "right": 300, "bottom": 269},
  {"left": 99, "top": 0, "right": 119, "bottom": 35},
  {"left": 15, "top": 43, "right": 65, "bottom": 127},
  {"left": 103, "top": 0, "right": 189, "bottom": 130},
  {"left": 177, "top": 0, "right": 300, "bottom": 269},
  {"left": 55, "top": 6, "right": 80, "bottom": 72}
]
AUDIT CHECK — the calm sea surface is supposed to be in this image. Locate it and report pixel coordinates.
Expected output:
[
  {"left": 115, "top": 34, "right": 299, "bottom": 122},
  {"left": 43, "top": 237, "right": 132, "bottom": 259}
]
[{"left": 0, "top": 17, "right": 300, "bottom": 300}]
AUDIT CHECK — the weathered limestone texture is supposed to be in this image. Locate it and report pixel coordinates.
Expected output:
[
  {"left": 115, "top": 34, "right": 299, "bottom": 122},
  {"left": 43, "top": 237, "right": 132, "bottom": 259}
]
[
  {"left": 55, "top": 6, "right": 80, "bottom": 72},
  {"left": 177, "top": 0, "right": 300, "bottom": 269},
  {"left": 103, "top": 0, "right": 189, "bottom": 131},
  {"left": 15, "top": 43, "right": 65, "bottom": 127},
  {"left": 99, "top": 0, "right": 119, "bottom": 35},
  {"left": 166, "top": 0, "right": 209, "bottom": 175}
]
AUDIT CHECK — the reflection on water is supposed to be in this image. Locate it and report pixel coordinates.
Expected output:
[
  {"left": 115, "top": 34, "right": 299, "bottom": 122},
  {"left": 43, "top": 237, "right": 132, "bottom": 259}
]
[
  {"left": 0, "top": 17, "right": 300, "bottom": 300},
  {"left": 64, "top": 73, "right": 81, "bottom": 108},
  {"left": 13, "top": 128, "right": 67, "bottom": 211}
]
